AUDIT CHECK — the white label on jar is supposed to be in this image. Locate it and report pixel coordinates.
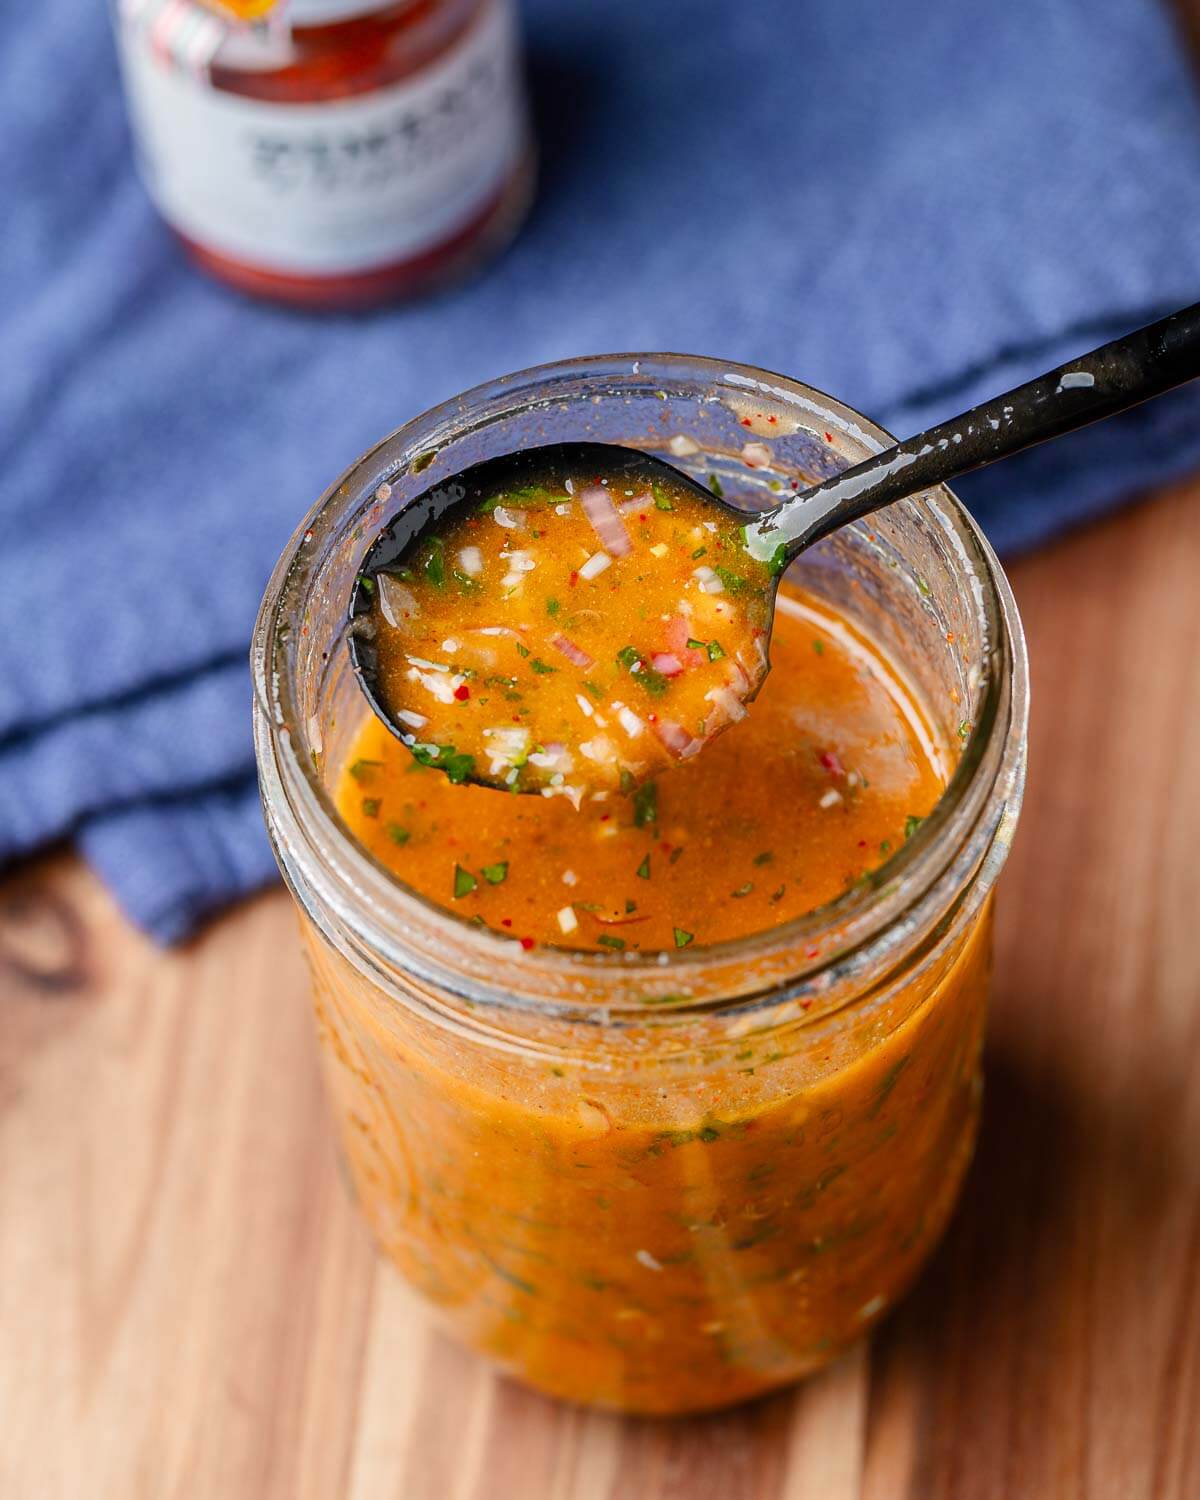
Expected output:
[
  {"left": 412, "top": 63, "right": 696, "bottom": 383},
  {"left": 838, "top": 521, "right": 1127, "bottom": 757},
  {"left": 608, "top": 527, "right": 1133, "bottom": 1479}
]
[{"left": 117, "top": 0, "right": 525, "bottom": 275}]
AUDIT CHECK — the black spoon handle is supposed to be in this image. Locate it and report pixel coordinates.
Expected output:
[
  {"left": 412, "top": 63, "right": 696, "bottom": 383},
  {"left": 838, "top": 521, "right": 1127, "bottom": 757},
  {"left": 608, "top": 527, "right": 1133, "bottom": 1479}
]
[{"left": 745, "top": 302, "right": 1200, "bottom": 563}]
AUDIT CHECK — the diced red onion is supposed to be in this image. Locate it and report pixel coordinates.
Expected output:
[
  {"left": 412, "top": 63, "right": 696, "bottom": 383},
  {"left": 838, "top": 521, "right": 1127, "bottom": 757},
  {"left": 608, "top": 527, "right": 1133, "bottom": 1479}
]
[
  {"left": 618, "top": 490, "right": 654, "bottom": 515},
  {"left": 580, "top": 486, "right": 632, "bottom": 557},
  {"left": 655, "top": 720, "right": 704, "bottom": 759},
  {"left": 651, "top": 652, "right": 684, "bottom": 677},
  {"left": 741, "top": 441, "right": 772, "bottom": 469},
  {"left": 549, "top": 633, "right": 594, "bottom": 669}
]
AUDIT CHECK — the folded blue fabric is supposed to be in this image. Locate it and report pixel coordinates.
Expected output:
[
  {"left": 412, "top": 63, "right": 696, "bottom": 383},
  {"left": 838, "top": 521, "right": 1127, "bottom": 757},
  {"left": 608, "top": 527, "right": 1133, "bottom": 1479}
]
[{"left": 4, "top": 0, "right": 1200, "bottom": 941}]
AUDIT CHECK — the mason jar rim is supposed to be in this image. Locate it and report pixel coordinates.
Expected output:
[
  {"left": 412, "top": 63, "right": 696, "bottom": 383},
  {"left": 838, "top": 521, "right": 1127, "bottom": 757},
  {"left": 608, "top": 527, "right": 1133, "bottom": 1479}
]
[{"left": 251, "top": 352, "right": 1028, "bottom": 1024}]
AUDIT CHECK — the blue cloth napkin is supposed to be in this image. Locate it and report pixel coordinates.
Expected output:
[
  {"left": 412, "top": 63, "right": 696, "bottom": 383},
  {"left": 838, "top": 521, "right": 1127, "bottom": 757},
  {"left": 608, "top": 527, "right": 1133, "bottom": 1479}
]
[{"left": 5, "top": 0, "right": 1200, "bottom": 942}]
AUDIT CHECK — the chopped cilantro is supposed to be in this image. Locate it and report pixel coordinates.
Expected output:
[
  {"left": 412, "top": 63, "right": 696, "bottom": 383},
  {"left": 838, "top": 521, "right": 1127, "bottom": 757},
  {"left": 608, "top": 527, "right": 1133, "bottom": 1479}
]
[
  {"left": 360, "top": 797, "right": 381, "bottom": 819},
  {"left": 546, "top": 598, "right": 561, "bottom": 617},
  {"left": 706, "top": 639, "right": 725, "bottom": 661},
  {"left": 422, "top": 536, "right": 446, "bottom": 588},
  {"left": 753, "top": 850, "right": 774, "bottom": 866},
  {"left": 691, "top": 546, "right": 708, "bottom": 559},
  {"left": 686, "top": 637, "right": 706, "bottom": 650},
  {"left": 385, "top": 823, "right": 411, "bottom": 845},
  {"left": 625, "top": 899, "right": 638, "bottom": 913},
  {"left": 411, "top": 449, "right": 435, "bottom": 473},
  {"left": 583, "top": 680, "right": 604, "bottom": 700},
  {"left": 633, "top": 781, "right": 658, "bottom": 828},
  {"left": 410, "top": 742, "right": 475, "bottom": 784},
  {"left": 530, "top": 658, "right": 556, "bottom": 675},
  {"left": 357, "top": 575, "right": 375, "bottom": 595},
  {"left": 348, "top": 758, "right": 382, "bottom": 784},
  {"left": 619, "top": 767, "right": 636, "bottom": 794},
  {"left": 652, "top": 485, "right": 674, "bottom": 512},
  {"left": 673, "top": 927, "right": 694, "bottom": 949},
  {"left": 707, "top": 474, "right": 724, "bottom": 498},
  {"left": 731, "top": 882, "right": 753, "bottom": 897},
  {"left": 905, "top": 814, "right": 925, "bottom": 840},
  {"left": 617, "top": 645, "right": 667, "bottom": 696},
  {"left": 812, "top": 638, "right": 825, "bottom": 655},
  {"left": 880, "top": 839, "right": 892, "bottom": 854},
  {"left": 514, "top": 642, "right": 531, "bottom": 659},
  {"left": 453, "top": 865, "right": 477, "bottom": 898},
  {"left": 714, "top": 565, "right": 749, "bottom": 594},
  {"left": 482, "top": 861, "right": 508, "bottom": 885},
  {"left": 697, "top": 1125, "right": 721, "bottom": 1143},
  {"left": 597, "top": 934, "right": 626, "bottom": 951},
  {"left": 669, "top": 846, "right": 684, "bottom": 865},
  {"left": 766, "top": 542, "right": 789, "bottom": 575},
  {"left": 636, "top": 854, "right": 651, "bottom": 880}
]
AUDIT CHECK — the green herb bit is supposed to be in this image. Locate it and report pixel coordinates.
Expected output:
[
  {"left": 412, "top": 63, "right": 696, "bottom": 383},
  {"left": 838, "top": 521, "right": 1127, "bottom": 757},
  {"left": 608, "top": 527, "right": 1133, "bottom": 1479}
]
[
  {"left": 583, "top": 680, "right": 605, "bottom": 701},
  {"left": 360, "top": 797, "right": 381, "bottom": 819},
  {"left": 812, "top": 638, "right": 825, "bottom": 655},
  {"left": 769, "top": 884, "right": 786, "bottom": 903},
  {"left": 673, "top": 927, "right": 695, "bottom": 949},
  {"left": 753, "top": 850, "right": 774, "bottom": 866},
  {"left": 686, "top": 637, "right": 706, "bottom": 651},
  {"left": 514, "top": 641, "right": 531, "bottom": 658},
  {"left": 880, "top": 839, "right": 892, "bottom": 854},
  {"left": 692, "top": 546, "right": 708, "bottom": 560},
  {"left": 348, "top": 758, "right": 382, "bottom": 784},
  {"left": 916, "top": 574, "right": 932, "bottom": 597},
  {"left": 707, "top": 474, "right": 724, "bottom": 498},
  {"left": 668, "top": 846, "right": 684, "bottom": 866},
  {"left": 597, "top": 934, "right": 626, "bottom": 951},
  {"left": 625, "top": 899, "right": 638, "bottom": 913},
  {"left": 636, "top": 854, "right": 651, "bottom": 880},
  {"left": 652, "top": 484, "right": 674, "bottom": 512},
  {"left": 619, "top": 767, "right": 636, "bottom": 794},
  {"left": 484, "top": 674, "right": 518, "bottom": 688},
  {"left": 482, "top": 862, "right": 508, "bottom": 885},
  {"left": 616, "top": 645, "right": 668, "bottom": 696},
  {"left": 904, "top": 814, "right": 925, "bottom": 840},
  {"left": 633, "top": 781, "right": 658, "bottom": 828},
  {"left": 546, "top": 597, "right": 561, "bottom": 617},
  {"left": 422, "top": 536, "right": 446, "bottom": 588},
  {"left": 731, "top": 882, "right": 753, "bottom": 898},
  {"left": 714, "top": 565, "right": 749, "bottom": 594},
  {"left": 357, "top": 575, "right": 375, "bottom": 595},
  {"left": 530, "top": 658, "right": 557, "bottom": 675},
  {"left": 697, "top": 1125, "right": 721, "bottom": 1143},
  {"left": 706, "top": 639, "right": 725, "bottom": 661},
  {"left": 386, "top": 823, "right": 411, "bottom": 846},
  {"left": 453, "top": 865, "right": 478, "bottom": 898},
  {"left": 411, "top": 449, "right": 435, "bottom": 473},
  {"left": 766, "top": 542, "right": 789, "bottom": 575},
  {"left": 410, "top": 742, "right": 475, "bottom": 784}
]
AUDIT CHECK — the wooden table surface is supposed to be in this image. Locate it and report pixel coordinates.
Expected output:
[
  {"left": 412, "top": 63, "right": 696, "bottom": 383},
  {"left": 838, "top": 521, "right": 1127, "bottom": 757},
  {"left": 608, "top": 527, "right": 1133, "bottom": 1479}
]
[{"left": 3, "top": 480, "right": 1199, "bottom": 1500}]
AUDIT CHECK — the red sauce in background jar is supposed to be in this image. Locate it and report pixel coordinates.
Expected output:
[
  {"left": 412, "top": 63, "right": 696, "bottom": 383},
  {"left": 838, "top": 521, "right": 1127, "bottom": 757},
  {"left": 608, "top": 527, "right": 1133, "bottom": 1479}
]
[{"left": 114, "top": 0, "right": 534, "bottom": 307}]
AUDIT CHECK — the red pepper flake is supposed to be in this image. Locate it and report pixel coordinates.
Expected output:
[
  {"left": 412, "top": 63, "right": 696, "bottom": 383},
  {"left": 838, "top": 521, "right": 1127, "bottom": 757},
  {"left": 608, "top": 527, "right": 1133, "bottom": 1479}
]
[
  {"left": 805, "top": 946, "right": 820, "bottom": 959},
  {"left": 659, "top": 841, "right": 673, "bottom": 854},
  {"left": 599, "top": 813, "right": 611, "bottom": 822},
  {"left": 520, "top": 936, "right": 536, "bottom": 951},
  {"left": 858, "top": 839, "right": 868, "bottom": 848},
  {"left": 800, "top": 998, "right": 813, "bottom": 1010},
  {"left": 740, "top": 417, "right": 752, "bottom": 427},
  {"left": 568, "top": 571, "right": 579, "bottom": 588},
  {"left": 453, "top": 684, "right": 470, "bottom": 701},
  {"left": 501, "top": 918, "right": 513, "bottom": 927},
  {"left": 820, "top": 750, "right": 845, "bottom": 776},
  {"left": 824, "top": 431, "right": 833, "bottom": 442},
  {"left": 768, "top": 415, "right": 778, "bottom": 425}
]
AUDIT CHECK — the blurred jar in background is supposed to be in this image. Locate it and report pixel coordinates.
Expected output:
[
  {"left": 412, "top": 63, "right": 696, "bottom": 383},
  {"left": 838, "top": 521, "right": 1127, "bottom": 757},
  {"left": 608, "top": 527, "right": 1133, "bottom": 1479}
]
[{"left": 113, "top": 0, "right": 534, "bottom": 308}]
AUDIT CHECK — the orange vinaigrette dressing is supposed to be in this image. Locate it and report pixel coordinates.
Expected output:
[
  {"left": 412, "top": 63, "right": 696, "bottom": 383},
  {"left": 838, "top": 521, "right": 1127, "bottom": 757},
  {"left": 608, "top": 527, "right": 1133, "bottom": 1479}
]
[
  {"left": 339, "top": 586, "right": 946, "bottom": 951},
  {"left": 362, "top": 456, "right": 776, "bottom": 798}
]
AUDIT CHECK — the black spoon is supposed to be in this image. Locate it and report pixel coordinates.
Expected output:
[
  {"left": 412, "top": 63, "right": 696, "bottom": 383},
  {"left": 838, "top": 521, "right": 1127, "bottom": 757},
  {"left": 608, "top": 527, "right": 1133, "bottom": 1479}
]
[{"left": 351, "top": 302, "right": 1200, "bottom": 787}]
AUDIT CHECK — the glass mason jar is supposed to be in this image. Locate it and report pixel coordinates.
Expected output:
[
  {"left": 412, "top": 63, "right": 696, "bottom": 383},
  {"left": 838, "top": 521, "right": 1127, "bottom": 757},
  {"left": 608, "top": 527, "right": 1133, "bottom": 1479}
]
[
  {"left": 252, "top": 354, "right": 1028, "bottom": 1414},
  {"left": 113, "top": 0, "right": 533, "bottom": 308}
]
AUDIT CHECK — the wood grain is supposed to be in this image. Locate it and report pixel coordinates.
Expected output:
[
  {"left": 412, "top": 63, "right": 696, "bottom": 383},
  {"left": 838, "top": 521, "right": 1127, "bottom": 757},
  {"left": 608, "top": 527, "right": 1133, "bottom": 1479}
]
[{"left": 2, "top": 480, "right": 1199, "bottom": 1499}]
